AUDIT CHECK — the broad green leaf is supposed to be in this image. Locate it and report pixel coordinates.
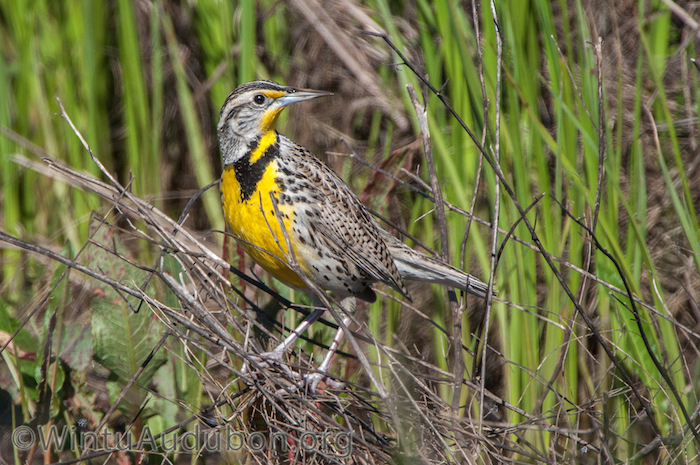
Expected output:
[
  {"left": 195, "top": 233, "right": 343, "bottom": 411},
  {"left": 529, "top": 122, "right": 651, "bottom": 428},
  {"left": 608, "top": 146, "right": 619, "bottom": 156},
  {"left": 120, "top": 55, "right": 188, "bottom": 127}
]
[{"left": 85, "top": 215, "right": 167, "bottom": 415}]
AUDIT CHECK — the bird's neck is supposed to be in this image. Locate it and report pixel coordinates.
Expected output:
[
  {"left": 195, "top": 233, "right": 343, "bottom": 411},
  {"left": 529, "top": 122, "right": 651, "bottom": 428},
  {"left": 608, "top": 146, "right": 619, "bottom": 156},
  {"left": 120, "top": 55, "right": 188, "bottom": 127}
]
[
  {"left": 249, "top": 130, "right": 278, "bottom": 163},
  {"left": 226, "top": 130, "right": 280, "bottom": 203},
  {"left": 221, "top": 129, "right": 278, "bottom": 166}
]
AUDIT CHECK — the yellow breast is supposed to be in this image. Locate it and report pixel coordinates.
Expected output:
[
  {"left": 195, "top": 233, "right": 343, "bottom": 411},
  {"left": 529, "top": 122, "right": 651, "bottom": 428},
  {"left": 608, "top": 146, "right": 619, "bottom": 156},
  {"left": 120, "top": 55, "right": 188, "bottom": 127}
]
[{"left": 221, "top": 161, "right": 308, "bottom": 290}]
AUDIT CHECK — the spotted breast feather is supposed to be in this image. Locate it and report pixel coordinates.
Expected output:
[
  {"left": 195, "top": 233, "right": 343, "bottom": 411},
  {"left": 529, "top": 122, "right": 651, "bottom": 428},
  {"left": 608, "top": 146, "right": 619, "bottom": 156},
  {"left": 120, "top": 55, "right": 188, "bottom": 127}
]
[{"left": 277, "top": 136, "right": 409, "bottom": 300}]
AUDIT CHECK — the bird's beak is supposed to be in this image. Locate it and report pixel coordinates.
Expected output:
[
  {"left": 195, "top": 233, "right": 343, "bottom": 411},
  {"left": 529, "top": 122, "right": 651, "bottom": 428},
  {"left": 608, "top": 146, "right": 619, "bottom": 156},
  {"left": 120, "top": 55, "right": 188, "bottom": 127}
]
[{"left": 277, "top": 88, "right": 333, "bottom": 107}]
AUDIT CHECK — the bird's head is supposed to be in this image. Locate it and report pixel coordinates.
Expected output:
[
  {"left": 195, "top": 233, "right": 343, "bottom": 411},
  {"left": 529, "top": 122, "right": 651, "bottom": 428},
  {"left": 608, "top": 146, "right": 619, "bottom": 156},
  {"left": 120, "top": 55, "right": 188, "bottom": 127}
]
[{"left": 217, "top": 80, "right": 332, "bottom": 165}]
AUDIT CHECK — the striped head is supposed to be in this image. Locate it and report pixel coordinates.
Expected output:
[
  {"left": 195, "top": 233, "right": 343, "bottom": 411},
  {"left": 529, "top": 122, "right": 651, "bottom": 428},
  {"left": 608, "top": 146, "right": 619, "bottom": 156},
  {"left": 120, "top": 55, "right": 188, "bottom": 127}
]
[{"left": 217, "top": 80, "right": 332, "bottom": 166}]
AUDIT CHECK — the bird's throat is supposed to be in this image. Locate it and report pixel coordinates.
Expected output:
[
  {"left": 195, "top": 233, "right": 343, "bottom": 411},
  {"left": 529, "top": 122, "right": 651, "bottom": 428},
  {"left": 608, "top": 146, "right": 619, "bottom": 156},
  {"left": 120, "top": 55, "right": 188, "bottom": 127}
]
[
  {"left": 226, "top": 131, "right": 279, "bottom": 203},
  {"left": 250, "top": 130, "right": 277, "bottom": 163},
  {"left": 259, "top": 108, "right": 283, "bottom": 137}
]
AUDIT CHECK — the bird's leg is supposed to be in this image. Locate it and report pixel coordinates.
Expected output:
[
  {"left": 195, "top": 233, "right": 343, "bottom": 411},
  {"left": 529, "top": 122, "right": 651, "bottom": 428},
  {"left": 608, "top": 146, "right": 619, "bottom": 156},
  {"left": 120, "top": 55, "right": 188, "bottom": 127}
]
[
  {"left": 303, "top": 296, "right": 355, "bottom": 392},
  {"left": 267, "top": 307, "right": 325, "bottom": 359},
  {"left": 243, "top": 295, "right": 354, "bottom": 394},
  {"left": 243, "top": 307, "right": 325, "bottom": 377}
]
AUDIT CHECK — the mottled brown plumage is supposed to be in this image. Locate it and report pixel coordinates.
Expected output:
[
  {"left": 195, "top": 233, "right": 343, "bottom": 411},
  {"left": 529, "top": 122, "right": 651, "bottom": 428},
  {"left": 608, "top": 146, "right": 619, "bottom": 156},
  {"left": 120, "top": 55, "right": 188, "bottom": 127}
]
[
  {"left": 217, "top": 80, "right": 489, "bottom": 390},
  {"left": 218, "top": 80, "right": 489, "bottom": 303},
  {"left": 275, "top": 136, "right": 408, "bottom": 301}
]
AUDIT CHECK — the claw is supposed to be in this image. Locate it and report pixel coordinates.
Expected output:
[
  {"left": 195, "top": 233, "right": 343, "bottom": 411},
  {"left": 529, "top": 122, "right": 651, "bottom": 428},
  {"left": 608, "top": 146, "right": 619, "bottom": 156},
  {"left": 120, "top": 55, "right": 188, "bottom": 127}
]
[
  {"left": 241, "top": 350, "right": 300, "bottom": 380},
  {"left": 241, "top": 353, "right": 344, "bottom": 395},
  {"left": 304, "top": 373, "right": 325, "bottom": 394},
  {"left": 302, "top": 372, "right": 345, "bottom": 394},
  {"left": 240, "top": 301, "right": 354, "bottom": 395}
]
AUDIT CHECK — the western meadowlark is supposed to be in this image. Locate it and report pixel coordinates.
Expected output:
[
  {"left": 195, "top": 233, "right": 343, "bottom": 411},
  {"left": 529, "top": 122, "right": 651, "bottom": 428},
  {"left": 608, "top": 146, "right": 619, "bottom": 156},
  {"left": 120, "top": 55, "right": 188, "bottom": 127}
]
[{"left": 218, "top": 80, "right": 489, "bottom": 390}]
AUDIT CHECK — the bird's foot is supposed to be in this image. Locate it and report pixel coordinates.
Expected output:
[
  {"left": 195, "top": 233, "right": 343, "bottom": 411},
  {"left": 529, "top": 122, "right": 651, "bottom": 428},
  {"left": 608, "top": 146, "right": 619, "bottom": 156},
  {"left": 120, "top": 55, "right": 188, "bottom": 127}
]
[
  {"left": 241, "top": 350, "right": 301, "bottom": 381},
  {"left": 241, "top": 353, "right": 344, "bottom": 395},
  {"left": 301, "top": 372, "right": 346, "bottom": 394}
]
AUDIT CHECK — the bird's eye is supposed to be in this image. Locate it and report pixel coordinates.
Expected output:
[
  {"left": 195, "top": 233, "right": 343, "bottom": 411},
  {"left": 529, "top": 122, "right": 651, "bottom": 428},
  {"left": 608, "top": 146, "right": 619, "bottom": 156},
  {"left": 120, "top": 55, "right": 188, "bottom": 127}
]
[{"left": 253, "top": 94, "right": 266, "bottom": 105}]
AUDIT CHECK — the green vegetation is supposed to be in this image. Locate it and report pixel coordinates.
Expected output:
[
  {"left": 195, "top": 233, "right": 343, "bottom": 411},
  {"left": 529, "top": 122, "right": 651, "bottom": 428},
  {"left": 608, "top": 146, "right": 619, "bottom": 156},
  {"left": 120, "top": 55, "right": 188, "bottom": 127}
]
[{"left": 1, "top": 0, "right": 699, "bottom": 463}]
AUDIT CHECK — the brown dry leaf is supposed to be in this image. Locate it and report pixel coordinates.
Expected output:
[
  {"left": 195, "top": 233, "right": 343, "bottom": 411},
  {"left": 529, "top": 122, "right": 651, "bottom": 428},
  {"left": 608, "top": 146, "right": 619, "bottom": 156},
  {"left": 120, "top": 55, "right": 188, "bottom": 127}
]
[{"left": 0, "top": 330, "right": 37, "bottom": 361}]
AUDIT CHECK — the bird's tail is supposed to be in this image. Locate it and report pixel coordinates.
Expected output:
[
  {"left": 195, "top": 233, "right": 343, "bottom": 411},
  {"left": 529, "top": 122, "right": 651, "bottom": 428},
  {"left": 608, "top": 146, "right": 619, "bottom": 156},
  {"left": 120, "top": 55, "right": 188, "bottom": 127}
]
[{"left": 381, "top": 231, "right": 491, "bottom": 299}]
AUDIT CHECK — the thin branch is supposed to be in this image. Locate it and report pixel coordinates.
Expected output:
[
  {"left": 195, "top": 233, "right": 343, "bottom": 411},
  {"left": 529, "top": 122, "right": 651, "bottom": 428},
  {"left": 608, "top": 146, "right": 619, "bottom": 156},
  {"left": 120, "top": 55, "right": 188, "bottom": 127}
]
[
  {"left": 480, "top": 0, "right": 503, "bottom": 441},
  {"left": 406, "top": 85, "right": 466, "bottom": 428},
  {"left": 405, "top": 85, "right": 451, "bottom": 265}
]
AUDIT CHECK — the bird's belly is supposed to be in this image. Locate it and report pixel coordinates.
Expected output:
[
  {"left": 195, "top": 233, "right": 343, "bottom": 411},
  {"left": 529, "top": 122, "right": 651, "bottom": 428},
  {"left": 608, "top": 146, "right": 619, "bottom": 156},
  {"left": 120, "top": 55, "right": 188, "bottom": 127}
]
[
  {"left": 221, "top": 163, "right": 308, "bottom": 289},
  {"left": 222, "top": 163, "right": 375, "bottom": 300},
  {"left": 287, "top": 213, "right": 377, "bottom": 301}
]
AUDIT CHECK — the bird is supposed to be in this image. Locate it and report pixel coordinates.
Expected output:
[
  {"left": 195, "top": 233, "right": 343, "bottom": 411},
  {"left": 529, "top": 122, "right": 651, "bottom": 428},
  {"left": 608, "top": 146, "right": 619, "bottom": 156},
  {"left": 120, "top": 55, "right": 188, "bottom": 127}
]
[{"left": 217, "top": 80, "right": 489, "bottom": 391}]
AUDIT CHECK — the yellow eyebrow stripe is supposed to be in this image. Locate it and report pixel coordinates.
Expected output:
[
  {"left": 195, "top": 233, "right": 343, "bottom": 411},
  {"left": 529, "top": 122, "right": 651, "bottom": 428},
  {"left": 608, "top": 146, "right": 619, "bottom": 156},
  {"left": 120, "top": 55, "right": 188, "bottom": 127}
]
[{"left": 261, "top": 90, "right": 285, "bottom": 99}]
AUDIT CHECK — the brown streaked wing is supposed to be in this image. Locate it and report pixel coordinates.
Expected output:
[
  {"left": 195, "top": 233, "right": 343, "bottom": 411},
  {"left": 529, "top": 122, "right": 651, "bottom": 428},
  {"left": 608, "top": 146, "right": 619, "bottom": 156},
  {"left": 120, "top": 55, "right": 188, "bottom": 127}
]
[{"left": 292, "top": 145, "right": 409, "bottom": 297}]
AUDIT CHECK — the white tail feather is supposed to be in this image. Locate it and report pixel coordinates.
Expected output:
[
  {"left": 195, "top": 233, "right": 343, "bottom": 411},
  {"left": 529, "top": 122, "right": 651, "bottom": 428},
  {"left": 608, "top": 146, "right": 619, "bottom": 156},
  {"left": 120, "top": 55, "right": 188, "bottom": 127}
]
[{"left": 381, "top": 231, "right": 491, "bottom": 299}]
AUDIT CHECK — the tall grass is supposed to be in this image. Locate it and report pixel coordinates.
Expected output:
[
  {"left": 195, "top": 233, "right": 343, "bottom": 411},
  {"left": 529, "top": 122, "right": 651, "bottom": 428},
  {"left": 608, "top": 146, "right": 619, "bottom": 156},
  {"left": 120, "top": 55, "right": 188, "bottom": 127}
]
[{"left": 1, "top": 0, "right": 699, "bottom": 462}]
